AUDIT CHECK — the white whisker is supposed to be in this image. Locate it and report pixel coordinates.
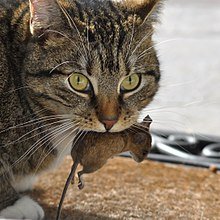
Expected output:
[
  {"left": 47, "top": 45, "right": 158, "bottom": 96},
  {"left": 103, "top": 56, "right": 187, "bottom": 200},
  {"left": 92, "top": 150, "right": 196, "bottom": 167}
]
[{"left": 10, "top": 122, "right": 73, "bottom": 168}]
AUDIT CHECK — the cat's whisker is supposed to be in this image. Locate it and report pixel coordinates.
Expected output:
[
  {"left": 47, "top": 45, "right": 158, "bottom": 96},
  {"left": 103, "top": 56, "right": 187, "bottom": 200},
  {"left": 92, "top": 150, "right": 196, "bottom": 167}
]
[
  {"left": 2, "top": 118, "right": 70, "bottom": 148},
  {"left": 72, "top": 129, "right": 86, "bottom": 150},
  {"left": 53, "top": 127, "right": 86, "bottom": 169},
  {"left": 0, "top": 114, "right": 68, "bottom": 135},
  {"left": 9, "top": 121, "right": 74, "bottom": 168},
  {"left": 57, "top": 2, "right": 75, "bottom": 31},
  {"left": 35, "top": 122, "right": 80, "bottom": 171},
  {"left": 24, "top": 122, "right": 77, "bottom": 167},
  {"left": 0, "top": 108, "right": 49, "bottom": 131},
  {"left": 34, "top": 124, "right": 79, "bottom": 174},
  {"left": 2, "top": 85, "right": 31, "bottom": 95}
]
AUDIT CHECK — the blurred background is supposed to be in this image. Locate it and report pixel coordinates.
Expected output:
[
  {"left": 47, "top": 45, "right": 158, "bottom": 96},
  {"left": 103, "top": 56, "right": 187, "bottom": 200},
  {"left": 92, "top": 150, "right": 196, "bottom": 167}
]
[{"left": 142, "top": 0, "right": 220, "bottom": 136}]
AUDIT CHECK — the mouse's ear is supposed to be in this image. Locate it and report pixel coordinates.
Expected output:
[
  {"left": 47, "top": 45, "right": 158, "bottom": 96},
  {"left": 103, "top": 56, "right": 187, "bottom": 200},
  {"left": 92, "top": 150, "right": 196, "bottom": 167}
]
[
  {"left": 115, "top": 0, "right": 163, "bottom": 25},
  {"left": 29, "top": 0, "right": 62, "bottom": 36},
  {"left": 142, "top": 115, "right": 152, "bottom": 128}
]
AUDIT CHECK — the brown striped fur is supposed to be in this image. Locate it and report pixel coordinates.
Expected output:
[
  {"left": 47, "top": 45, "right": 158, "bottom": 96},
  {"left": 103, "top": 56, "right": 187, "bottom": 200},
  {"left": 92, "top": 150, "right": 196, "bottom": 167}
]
[{"left": 0, "top": 0, "right": 162, "bottom": 217}]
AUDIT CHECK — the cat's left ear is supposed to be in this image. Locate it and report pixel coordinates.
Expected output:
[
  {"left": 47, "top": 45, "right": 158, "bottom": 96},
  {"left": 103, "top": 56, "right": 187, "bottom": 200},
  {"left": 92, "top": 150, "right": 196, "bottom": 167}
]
[
  {"left": 29, "top": 0, "right": 62, "bottom": 36},
  {"left": 115, "top": 0, "right": 163, "bottom": 24}
]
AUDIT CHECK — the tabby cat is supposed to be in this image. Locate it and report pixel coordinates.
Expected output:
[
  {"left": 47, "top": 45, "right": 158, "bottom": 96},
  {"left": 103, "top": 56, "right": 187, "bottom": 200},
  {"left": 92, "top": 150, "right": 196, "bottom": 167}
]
[{"left": 0, "top": 0, "right": 161, "bottom": 219}]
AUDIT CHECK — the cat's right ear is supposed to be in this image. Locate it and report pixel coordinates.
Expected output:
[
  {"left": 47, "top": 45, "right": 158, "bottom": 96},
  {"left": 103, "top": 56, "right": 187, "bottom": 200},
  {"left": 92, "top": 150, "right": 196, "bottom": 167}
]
[
  {"left": 115, "top": 0, "right": 163, "bottom": 24},
  {"left": 29, "top": 0, "right": 61, "bottom": 36}
]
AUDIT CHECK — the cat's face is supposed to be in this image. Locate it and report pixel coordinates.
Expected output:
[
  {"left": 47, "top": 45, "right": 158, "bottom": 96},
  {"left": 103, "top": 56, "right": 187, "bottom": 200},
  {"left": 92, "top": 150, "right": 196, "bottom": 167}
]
[{"left": 23, "top": 0, "right": 161, "bottom": 132}]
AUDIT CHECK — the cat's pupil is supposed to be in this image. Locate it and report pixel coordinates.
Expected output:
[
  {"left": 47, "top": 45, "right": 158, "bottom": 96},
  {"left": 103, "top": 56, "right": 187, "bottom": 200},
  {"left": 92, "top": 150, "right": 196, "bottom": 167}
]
[
  {"left": 77, "top": 76, "right": 80, "bottom": 84},
  {"left": 129, "top": 76, "right": 132, "bottom": 84}
]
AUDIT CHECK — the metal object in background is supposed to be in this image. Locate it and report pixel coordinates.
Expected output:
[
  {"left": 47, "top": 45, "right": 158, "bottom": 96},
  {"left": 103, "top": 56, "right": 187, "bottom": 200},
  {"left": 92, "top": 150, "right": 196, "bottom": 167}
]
[
  {"left": 121, "top": 130, "right": 220, "bottom": 170},
  {"left": 149, "top": 130, "right": 220, "bottom": 170}
]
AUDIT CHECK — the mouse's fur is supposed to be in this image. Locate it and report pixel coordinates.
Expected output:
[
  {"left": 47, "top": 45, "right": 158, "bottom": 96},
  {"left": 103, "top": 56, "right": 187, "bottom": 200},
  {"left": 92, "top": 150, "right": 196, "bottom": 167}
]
[
  {"left": 56, "top": 116, "right": 152, "bottom": 220},
  {"left": 72, "top": 115, "right": 152, "bottom": 189}
]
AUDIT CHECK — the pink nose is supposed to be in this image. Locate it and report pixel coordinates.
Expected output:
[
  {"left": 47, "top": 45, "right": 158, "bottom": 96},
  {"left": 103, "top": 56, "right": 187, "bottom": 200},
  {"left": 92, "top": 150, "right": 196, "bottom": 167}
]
[{"left": 102, "top": 119, "right": 117, "bottom": 131}]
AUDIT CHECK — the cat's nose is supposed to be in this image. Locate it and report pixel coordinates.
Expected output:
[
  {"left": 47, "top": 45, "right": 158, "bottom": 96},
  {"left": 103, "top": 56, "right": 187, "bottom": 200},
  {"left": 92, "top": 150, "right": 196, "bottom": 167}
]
[{"left": 102, "top": 119, "right": 118, "bottom": 131}]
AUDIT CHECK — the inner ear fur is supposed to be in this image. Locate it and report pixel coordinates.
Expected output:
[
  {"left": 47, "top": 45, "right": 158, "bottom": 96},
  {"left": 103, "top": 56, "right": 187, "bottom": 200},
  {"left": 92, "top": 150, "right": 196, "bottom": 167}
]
[{"left": 29, "top": 0, "right": 62, "bottom": 36}]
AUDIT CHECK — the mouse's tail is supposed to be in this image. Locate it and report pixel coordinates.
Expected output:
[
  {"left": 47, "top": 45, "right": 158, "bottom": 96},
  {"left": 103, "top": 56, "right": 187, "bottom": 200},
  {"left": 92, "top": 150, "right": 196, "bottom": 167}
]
[{"left": 56, "top": 160, "right": 79, "bottom": 220}]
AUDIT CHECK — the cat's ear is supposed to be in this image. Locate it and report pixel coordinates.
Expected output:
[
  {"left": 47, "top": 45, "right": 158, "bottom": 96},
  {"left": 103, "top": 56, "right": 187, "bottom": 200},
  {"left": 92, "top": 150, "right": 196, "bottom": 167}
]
[
  {"left": 116, "top": 0, "right": 162, "bottom": 24},
  {"left": 29, "top": 0, "right": 61, "bottom": 36}
]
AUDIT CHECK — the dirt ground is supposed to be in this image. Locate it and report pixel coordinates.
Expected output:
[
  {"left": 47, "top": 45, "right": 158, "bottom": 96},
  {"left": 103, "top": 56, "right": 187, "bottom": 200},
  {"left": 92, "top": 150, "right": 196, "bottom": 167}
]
[{"left": 30, "top": 157, "right": 220, "bottom": 220}]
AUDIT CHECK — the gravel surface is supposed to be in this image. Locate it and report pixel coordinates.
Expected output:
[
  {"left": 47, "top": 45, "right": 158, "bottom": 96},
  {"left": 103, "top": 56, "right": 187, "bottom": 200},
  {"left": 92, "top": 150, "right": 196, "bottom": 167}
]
[{"left": 30, "top": 157, "right": 220, "bottom": 220}]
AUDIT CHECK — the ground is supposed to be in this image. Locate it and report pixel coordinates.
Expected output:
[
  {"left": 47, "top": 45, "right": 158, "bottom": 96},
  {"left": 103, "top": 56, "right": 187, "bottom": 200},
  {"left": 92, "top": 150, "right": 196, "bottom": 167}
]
[{"left": 30, "top": 157, "right": 220, "bottom": 220}]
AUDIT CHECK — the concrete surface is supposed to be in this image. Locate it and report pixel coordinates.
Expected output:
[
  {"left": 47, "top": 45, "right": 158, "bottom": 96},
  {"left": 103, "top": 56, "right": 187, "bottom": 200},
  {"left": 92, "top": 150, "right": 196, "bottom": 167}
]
[
  {"left": 143, "top": 0, "right": 220, "bottom": 136},
  {"left": 31, "top": 157, "right": 220, "bottom": 219}
]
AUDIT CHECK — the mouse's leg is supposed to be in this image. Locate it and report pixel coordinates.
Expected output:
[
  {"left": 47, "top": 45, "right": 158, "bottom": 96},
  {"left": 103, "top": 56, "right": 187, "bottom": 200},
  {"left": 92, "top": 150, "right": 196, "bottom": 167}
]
[{"left": 77, "top": 170, "right": 85, "bottom": 190}]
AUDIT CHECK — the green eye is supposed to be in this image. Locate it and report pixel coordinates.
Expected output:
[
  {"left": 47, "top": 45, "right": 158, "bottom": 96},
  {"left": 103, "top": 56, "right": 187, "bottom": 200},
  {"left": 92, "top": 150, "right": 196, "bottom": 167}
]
[
  {"left": 120, "top": 73, "right": 141, "bottom": 92},
  {"left": 68, "top": 73, "right": 90, "bottom": 92}
]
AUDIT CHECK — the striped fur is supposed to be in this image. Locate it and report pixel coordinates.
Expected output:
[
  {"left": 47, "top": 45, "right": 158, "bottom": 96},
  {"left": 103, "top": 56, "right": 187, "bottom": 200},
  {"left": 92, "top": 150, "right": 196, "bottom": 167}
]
[{"left": 0, "top": 0, "right": 162, "bottom": 215}]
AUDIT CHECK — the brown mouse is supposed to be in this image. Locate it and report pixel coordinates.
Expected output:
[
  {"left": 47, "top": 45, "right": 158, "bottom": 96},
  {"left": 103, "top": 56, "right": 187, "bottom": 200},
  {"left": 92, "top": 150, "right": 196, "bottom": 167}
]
[
  {"left": 56, "top": 116, "right": 152, "bottom": 220},
  {"left": 72, "top": 115, "right": 152, "bottom": 189}
]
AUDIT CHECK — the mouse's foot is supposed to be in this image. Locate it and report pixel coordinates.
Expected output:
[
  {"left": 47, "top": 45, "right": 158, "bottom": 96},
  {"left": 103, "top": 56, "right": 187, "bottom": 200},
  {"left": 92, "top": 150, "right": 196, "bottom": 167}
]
[
  {"left": 77, "top": 171, "right": 84, "bottom": 190},
  {"left": 78, "top": 181, "right": 84, "bottom": 190}
]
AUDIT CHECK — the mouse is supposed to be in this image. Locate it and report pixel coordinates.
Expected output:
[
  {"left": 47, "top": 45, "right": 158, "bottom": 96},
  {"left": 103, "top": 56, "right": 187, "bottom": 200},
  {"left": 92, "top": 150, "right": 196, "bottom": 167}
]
[{"left": 56, "top": 115, "right": 152, "bottom": 220}]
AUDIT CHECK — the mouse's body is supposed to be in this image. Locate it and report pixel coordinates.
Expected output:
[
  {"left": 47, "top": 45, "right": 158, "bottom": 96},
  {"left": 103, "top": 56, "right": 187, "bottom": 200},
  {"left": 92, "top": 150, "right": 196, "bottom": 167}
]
[
  {"left": 72, "top": 116, "right": 152, "bottom": 189},
  {"left": 56, "top": 116, "right": 152, "bottom": 220}
]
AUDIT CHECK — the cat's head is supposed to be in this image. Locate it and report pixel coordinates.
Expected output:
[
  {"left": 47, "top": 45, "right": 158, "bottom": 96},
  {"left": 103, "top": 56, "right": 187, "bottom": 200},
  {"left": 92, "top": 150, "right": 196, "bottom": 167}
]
[{"left": 23, "top": 0, "right": 162, "bottom": 132}]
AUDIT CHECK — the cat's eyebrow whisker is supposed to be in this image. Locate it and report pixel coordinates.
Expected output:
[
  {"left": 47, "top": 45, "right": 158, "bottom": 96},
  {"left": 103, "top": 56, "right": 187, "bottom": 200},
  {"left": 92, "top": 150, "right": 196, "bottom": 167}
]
[
  {"left": 127, "top": 30, "right": 154, "bottom": 64},
  {"left": 49, "top": 61, "right": 73, "bottom": 75},
  {"left": 57, "top": 2, "right": 89, "bottom": 61},
  {"left": 125, "top": 13, "right": 136, "bottom": 60},
  {"left": 42, "top": 29, "right": 87, "bottom": 62},
  {"left": 136, "top": 38, "right": 178, "bottom": 62},
  {"left": 86, "top": 19, "right": 91, "bottom": 59}
]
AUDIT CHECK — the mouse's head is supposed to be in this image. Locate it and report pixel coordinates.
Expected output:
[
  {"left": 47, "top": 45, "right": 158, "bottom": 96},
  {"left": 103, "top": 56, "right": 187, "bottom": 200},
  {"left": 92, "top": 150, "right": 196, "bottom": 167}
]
[
  {"left": 129, "top": 131, "right": 152, "bottom": 162},
  {"left": 128, "top": 115, "right": 152, "bottom": 162}
]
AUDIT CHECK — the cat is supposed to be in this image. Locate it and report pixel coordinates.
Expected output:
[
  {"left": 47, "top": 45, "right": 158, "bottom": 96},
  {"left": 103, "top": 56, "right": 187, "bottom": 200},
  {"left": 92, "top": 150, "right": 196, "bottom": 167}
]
[{"left": 0, "top": 0, "right": 162, "bottom": 219}]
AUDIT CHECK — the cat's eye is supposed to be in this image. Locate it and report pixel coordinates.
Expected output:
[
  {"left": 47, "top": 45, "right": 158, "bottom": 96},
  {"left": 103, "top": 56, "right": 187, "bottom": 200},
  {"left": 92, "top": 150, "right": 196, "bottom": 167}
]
[
  {"left": 68, "top": 73, "right": 90, "bottom": 92},
  {"left": 120, "top": 73, "right": 141, "bottom": 92}
]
